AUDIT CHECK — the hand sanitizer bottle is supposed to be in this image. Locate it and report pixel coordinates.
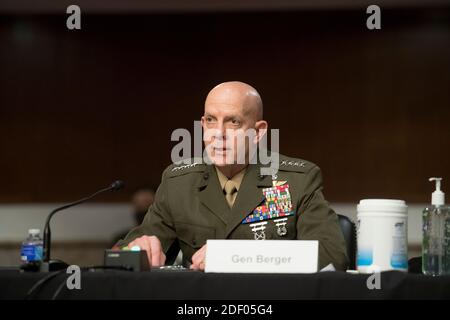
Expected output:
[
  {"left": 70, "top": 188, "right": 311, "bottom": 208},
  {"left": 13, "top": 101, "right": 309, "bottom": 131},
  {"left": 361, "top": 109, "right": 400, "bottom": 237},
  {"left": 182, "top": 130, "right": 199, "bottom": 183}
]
[{"left": 422, "top": 177, "right": 450, "bottom": 275}]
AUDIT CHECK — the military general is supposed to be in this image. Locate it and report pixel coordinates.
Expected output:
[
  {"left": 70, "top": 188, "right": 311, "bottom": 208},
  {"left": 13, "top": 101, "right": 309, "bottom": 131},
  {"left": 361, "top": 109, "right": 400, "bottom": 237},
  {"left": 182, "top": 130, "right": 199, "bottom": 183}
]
[{"left": 116, "top": 81, "right": 349, "bottom": 271}]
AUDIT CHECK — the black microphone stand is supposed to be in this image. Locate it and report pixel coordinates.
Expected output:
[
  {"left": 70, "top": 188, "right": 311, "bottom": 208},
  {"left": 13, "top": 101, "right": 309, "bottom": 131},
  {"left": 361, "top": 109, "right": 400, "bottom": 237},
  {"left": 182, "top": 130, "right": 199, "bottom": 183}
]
[{"left": 40, "top": 181, "right": 124, "bottom": 272}]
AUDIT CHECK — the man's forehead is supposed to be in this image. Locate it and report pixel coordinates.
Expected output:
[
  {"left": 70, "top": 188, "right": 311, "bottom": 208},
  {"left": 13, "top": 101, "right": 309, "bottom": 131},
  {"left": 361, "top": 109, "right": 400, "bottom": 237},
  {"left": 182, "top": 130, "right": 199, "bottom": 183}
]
[
  {"left": 204, "top": 83, "right": 262, "bottom": 120},
  {"left": 204, "top": 101, "right": 246, "bottom": 115}
]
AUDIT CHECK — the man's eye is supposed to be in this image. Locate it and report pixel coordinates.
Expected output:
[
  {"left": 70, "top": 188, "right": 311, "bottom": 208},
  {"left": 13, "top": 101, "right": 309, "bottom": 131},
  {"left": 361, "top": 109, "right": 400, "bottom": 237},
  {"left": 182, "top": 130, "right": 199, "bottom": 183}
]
[
  {"left": 231, "top": 119, "right": 240, "bottom": 125},
  {"left": 206, "top": 117, "right": 215, "bottom": 123}
]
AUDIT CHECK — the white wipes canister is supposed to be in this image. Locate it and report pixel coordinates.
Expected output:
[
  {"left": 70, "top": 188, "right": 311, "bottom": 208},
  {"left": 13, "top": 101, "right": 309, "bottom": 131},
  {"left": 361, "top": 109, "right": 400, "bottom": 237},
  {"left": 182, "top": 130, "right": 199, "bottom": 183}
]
[{"left": 356, "top": 199, "right": 408, "bottom": 273}]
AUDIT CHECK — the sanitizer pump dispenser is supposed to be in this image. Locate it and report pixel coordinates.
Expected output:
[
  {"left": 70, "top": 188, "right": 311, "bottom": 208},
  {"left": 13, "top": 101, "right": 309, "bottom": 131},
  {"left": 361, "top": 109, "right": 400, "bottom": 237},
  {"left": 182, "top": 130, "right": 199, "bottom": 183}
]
[{"left": 422, "top": 177, "right": 449, "bottom": 275}]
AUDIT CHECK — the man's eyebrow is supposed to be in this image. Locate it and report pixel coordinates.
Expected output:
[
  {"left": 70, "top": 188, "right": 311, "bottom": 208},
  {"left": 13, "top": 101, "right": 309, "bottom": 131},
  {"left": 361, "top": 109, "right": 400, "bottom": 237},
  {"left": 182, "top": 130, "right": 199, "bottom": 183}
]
[
  {"left": 224, "top": 115, "right": 241, "bottom": 121},
  {"left": 204, "top": 114, "right": 241, "bottom": 121}
]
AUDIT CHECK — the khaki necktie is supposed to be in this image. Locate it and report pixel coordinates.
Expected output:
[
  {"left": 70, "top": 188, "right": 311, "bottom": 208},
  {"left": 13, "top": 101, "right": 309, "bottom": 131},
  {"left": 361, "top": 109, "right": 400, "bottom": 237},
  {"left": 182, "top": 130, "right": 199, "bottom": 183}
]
[{"left": 224, "top": 180, "right": 238, "bottom": 208}]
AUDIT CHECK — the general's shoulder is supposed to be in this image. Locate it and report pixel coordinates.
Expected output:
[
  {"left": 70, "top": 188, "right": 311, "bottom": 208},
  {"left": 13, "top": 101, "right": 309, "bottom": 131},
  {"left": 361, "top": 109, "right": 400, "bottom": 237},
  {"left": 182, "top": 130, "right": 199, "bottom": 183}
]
[
  {"left": 276, "top": 154, "right": 318, "bottom": 174},
  {"left": 162, "top": 158, "right": 207, "bottom": 179}
]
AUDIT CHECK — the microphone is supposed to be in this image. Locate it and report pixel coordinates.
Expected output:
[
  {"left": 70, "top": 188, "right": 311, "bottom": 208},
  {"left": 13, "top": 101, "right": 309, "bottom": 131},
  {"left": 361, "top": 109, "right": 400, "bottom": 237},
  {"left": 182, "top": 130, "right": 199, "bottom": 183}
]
[{"left": 40, "top": 180, "right": 124, "bottom": 272}]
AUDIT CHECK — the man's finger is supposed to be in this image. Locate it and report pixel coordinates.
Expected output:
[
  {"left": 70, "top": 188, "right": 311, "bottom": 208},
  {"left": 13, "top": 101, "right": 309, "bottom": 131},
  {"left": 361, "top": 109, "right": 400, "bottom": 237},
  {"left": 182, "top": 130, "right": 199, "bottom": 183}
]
[
  {"left": 137, "top": 237, "right": 151, "bottom": 266},
  {"left": 190, "top": 252, "right": 200, "bottom": 269},
  {"left": 190, "top": 244, "right": 207, "bottom": 270},
  {"left": 191, "top": 250, "right": 201, "bottom": 267},
  {"left": 148, "top": 237, "right": 162, "bottom": 267},
  {"left": 160, "top": 252, "right": 167, "bottom": 266},
  {"left": 131, "top": 238, "right": 152, "bottom": 266},
  {"left": 127, "top": 240, "right": 136, "bottom": 248},
  {"left": 198, "top": 246, "right": 207, "bottom": 270}
]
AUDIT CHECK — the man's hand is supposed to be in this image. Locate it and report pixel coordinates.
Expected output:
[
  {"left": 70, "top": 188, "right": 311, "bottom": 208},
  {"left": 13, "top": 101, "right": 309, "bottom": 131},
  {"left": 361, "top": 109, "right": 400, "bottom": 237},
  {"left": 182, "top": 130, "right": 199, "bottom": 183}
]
[
  {"left": 127, "top": 235, "right": 166, "bottom": 267},
  {"left": 190, "top": 244, "right": 207, "bottom": 271}
]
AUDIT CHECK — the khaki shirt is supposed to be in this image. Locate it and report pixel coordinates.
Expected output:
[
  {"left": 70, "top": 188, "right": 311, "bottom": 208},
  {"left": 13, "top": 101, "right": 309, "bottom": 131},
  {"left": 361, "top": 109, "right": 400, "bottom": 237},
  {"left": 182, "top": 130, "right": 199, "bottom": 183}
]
[
  {"left": 215, "top": 167, "right": 246, "bottom": 206},
  {"left": 117, "top": 154, "right": 349, "bottom": 270}
]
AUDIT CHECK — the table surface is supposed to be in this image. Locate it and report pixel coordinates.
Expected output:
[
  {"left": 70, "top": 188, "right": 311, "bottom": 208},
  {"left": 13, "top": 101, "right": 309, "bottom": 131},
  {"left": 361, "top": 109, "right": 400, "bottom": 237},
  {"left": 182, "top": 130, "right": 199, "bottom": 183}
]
[{"left": 1, "top": 268, "right": 450, "bottom": 300}]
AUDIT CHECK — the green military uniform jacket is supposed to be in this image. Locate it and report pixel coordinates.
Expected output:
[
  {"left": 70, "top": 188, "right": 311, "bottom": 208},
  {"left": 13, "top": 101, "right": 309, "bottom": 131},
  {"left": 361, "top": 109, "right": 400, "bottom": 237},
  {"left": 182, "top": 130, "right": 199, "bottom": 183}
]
[{"left": 117, "top": 155, "right": 349, "bottom": 270}]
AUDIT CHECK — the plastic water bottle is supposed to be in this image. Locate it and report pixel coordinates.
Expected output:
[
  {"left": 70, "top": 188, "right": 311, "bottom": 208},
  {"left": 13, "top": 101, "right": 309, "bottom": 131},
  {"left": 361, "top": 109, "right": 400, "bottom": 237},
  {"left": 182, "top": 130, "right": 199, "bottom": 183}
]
[
  {"left": 422, "top": 178, "right": 450, "bottom": 276},
  {"left": 20, "top": 229, "right": 43, "bottom": 269}
]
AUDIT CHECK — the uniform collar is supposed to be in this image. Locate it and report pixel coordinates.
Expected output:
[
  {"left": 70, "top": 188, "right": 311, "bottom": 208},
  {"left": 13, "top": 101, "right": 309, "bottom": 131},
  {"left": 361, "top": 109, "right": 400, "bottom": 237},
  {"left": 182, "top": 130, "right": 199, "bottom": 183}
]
[{"left": 215, "top": 166, "right": 247, "bottom": 192}]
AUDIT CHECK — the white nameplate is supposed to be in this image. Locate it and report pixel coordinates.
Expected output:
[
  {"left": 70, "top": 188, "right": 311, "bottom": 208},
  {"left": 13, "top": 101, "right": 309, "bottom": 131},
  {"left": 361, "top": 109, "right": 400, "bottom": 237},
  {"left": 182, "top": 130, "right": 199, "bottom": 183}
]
[{"left": 204, "top": 240, "right": 318, "bottom": 273}]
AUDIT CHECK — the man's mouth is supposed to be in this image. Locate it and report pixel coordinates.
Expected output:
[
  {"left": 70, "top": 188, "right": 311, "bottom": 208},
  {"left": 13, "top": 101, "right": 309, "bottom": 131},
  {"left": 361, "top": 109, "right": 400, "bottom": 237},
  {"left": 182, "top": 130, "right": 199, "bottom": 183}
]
[{"left": 213, "top": 147, "right": 231, "bottom": 153}]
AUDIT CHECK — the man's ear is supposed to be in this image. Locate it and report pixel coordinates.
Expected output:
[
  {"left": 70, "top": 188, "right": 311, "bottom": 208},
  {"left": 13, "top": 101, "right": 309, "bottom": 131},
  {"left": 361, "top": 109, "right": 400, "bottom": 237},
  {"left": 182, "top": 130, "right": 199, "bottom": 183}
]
[
  {"left": 253, "top": 120, "right": 268, "bottom": 144},
  {"left": 201, "top": 116, "right": 209, "bottom": 132}
]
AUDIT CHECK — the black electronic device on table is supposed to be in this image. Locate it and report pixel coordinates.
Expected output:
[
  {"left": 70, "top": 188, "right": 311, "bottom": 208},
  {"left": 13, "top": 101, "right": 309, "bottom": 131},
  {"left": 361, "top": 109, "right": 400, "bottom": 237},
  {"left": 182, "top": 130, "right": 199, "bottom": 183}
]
[
  {"left": 104, "top": 249, "right": 191, "bottom": 271},
  {"left": 104, "top": 249, "right": 150, "bottom": 271}
]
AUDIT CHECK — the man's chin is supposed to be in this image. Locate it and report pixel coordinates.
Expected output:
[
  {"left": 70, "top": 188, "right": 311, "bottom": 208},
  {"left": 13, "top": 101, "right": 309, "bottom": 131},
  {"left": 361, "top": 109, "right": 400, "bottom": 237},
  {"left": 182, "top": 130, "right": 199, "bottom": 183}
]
[{"left": 209, "top": 154, "right": 234, "bottom": 167}]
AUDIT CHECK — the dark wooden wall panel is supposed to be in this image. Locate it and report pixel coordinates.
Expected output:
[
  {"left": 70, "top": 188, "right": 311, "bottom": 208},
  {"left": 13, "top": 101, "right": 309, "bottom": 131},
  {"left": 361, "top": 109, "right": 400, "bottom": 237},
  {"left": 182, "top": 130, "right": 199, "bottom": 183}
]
[{"left": 0, "top": 9, "right": 449, "bottom": 203}]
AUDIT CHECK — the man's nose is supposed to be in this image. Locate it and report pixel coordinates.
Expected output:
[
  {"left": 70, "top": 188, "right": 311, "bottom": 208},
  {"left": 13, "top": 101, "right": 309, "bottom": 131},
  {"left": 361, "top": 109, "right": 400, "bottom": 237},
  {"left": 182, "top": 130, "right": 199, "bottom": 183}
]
[{"left": 215, "top": 123, "right": 227, "bottom": 140}]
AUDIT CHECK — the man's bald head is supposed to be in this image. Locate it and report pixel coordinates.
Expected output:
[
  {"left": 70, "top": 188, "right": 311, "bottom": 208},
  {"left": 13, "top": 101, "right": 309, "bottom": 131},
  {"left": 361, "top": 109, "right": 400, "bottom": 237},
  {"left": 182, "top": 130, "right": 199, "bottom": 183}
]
[
  {"left": 202, "top": 81, "right": 268, "bottom": 174},
  {"left": 205, "top": 81, "right": 263, "bottom": 121}
]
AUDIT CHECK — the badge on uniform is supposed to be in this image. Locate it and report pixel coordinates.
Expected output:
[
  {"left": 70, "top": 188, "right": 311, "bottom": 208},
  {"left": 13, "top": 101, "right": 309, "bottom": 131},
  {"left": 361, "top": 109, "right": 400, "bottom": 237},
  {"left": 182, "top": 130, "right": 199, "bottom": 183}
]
[
  {"left": 242, "top": 181, "right": 294, "bottom": 240},
  {"left": 274, "top": 217, "right": 288, "bottom": 236},
  {"left": 249, "top": 221, "right": 268, "bottom": 240}
]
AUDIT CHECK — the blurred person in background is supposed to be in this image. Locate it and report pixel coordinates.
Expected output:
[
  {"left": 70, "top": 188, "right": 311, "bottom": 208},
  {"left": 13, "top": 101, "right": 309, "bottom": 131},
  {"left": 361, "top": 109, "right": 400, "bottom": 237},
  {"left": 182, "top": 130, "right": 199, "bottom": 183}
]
[{"left": 110, "top": 187, "right": 155, "bottom": 248}]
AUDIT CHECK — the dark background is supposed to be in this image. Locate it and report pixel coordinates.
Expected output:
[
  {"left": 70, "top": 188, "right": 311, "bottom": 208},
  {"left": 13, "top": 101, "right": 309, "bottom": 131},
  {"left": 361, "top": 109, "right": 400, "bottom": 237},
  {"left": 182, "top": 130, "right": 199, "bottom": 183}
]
[{"left": 1, "top": 5, "right": 449, "bottom": 204}]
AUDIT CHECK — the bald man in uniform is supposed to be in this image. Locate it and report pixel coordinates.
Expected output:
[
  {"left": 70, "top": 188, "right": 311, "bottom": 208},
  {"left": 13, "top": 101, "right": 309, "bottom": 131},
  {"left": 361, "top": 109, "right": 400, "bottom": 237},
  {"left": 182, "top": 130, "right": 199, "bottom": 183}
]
[{"left": 116, "top": 81, "right": 349, "bottom": 271}]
